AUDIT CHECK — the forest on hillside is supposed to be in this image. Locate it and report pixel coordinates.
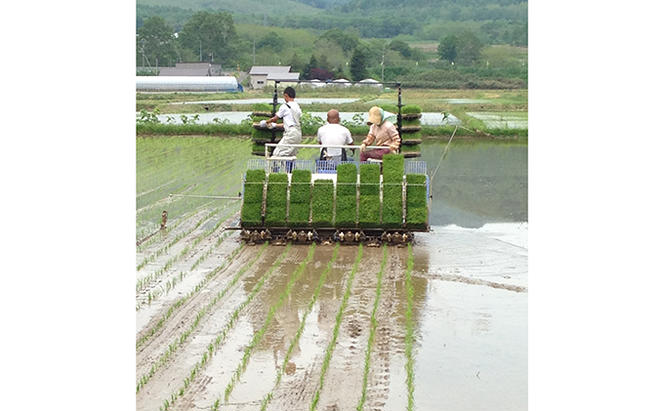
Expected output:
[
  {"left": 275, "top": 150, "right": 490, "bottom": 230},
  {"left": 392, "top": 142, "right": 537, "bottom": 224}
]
[{"left": 137, "top": 0, "right": 527, "bottom": 88}]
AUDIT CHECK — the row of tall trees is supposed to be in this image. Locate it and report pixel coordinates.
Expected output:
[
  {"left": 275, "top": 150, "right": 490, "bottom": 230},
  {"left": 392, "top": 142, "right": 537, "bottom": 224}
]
[{"left": 136, "top": 12, "right": 239, "bottom": 67}]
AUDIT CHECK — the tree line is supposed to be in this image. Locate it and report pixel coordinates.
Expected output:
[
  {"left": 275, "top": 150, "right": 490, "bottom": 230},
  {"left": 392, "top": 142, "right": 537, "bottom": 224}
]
[{"left": 137, "top": 11, "right": 525, "bottom": 88}]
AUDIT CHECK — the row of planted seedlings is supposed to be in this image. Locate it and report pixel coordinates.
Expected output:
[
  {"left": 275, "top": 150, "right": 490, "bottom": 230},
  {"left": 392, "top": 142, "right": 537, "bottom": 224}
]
[
  {"left": 156, "top": 244, "right": 293, "bottom": 411},
  {"left": 136, "top": 137, "right": 250, "bottom": 240},
  {"left": 240, "top": 154, "right": 428, "bottom": 229},
  {"left": 136, "top": 211, "right": 238, "bottom": 310},
  {"left": 137, "top": 136, "right": 245, "bottom": 210},
  {"left": 136, "top": 197, "right": 237, "bottom": 276},
  {"left": 137, "top": 242, "right": 273, "bottom": 394}
]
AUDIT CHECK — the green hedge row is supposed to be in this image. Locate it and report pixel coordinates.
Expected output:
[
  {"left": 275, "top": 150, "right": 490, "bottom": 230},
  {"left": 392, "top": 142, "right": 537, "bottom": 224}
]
[
  {"left": 288, "top": 170, "right": 312, "bottom": 227},
  {"left": 312, "top": 179, "right": 334, "bottom": 227},
  {"left": 335, "top": 163, "right": 358, "bottom": 227},
  {"left": 241, "top": 169, "right": 265, "bottom": 227},
  {"left": 358, "top": 163, "right": 381, "bottom": 228},
  {"left": 265, "top": 173, "right": 288, "bottom": 226},
  {"left": 406, "top": 174, "right": 428, "bottom": 229}
]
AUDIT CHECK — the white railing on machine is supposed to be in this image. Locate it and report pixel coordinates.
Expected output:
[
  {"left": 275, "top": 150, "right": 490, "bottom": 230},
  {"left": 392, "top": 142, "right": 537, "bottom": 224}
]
[{"left": 245, "top": 143, "right": 427, "bottom": 175}]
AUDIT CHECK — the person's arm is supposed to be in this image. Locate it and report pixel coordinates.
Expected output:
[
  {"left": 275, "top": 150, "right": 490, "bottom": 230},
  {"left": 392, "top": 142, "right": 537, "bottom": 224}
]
[
  {"left": 345, "top": 128, "right": 354, "bottom": 146},
  {"left": 386, "top": 123, "right": 400, "bottom": 153},
  {"left": 360, "top": 126, "right": 376, "bottom": 152},
  {"left": 344, "top": 128, "right": 355, "bottom": 153},
  {"left": 267, "top": 105, "right": 287, "bottom": 124}
]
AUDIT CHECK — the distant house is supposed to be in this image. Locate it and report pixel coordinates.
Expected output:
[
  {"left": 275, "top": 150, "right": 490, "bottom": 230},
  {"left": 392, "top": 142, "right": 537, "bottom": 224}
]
[
  {"left": 158, "top": 62, "right": 223, "bottom": 76},
  {"left": 266, "top": 72, "right": 301, "bottom": 88},
  {"left": 249, "top": 66, "right": 292, "bottom": 89}
]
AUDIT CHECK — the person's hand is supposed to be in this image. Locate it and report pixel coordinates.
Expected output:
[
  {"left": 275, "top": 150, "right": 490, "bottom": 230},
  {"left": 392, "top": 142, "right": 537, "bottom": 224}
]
[{"left": 360, "top": 143, "right": 367, "bottom": 153}]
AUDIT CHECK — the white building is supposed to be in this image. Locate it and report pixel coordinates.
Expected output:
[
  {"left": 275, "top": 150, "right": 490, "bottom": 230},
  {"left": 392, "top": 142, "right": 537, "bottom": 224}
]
[
  {"left": 249, "top": 66, "right": 292, "bottom": 89},
  {"left": 266, "top": 72, "right": 301, "bottom": 88}
]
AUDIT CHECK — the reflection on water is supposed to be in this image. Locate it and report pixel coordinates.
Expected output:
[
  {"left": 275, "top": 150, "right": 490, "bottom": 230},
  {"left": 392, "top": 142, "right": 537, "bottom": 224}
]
[
  {"left": 420, "top": 141, "right": 528, "bottom": 228},
  {"left": 232, "top": 224, "right": 526, "bottom": 410}
]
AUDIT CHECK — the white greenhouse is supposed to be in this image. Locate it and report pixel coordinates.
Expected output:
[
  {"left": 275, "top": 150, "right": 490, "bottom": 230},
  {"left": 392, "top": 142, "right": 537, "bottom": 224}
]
[{"left": 136, "top": 76, "right": 243, "bottom": 92}]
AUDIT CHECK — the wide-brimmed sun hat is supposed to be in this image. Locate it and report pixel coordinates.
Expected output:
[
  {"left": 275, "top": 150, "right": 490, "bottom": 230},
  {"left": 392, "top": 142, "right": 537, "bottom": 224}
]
[{"left": 368, "top": 106, "right": 384, "bottom": 125}]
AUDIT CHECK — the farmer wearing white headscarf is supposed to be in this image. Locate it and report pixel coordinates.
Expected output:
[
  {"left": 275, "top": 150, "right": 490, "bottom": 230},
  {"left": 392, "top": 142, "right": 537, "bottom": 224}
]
[{"left": 360, "top": 106, "right": 400, "bottom": 161}]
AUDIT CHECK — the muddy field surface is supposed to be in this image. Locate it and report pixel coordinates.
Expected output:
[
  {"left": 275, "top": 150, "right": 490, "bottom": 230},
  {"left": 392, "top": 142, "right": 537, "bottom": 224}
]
[{"left": 137, "top": 137, "right": 527, "bottom": 410}]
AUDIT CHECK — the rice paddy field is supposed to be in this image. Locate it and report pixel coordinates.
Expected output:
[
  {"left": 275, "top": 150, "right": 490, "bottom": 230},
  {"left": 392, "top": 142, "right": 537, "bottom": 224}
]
[{"left": 136, "top": 136, "right": 528, "bottom": 411}]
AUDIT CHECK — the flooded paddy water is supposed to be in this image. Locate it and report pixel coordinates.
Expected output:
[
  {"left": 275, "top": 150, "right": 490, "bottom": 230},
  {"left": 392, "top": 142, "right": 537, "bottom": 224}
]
[{"left": 136, "top": 136, "right": 527, "bottom": 410}]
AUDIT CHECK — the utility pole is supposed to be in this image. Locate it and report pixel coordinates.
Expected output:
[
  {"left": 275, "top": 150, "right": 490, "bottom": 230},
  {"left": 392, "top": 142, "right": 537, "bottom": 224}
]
[
  {"left": 199, "top": 39, "right": 202, "bottom": 62},
  {"left": 253, "top": 38, "right": 256, "bottom": 65},
  {"left": 381, "top": 49, "right": 385, "bottom": 83}
]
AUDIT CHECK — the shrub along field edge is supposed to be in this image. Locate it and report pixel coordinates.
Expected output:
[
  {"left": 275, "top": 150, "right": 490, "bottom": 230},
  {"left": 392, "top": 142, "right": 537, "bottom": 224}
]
[{"left": 137, "top": 123, "right": 527, "bottom": 140}]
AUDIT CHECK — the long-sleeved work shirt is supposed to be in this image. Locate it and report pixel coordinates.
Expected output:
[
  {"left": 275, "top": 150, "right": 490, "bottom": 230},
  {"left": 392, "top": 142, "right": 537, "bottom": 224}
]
[{"left": 362, "top": 120, "right": 400, "bottom": 153}]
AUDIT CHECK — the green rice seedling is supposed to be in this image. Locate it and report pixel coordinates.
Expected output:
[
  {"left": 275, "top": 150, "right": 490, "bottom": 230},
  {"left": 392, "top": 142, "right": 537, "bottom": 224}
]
[
  {"left": 379, "top": 104, "right": 398, "bottom": 113},
  {"left": 288, "top": 170, "right": 312, "bottom": 227},
  {"left": 401, "top": 132, "right": 422, "bottom": 142},
  {"left": 138, "top": 210, "right": 239, "bottom": 309},
  {"left": 312, "top": 179, "right": 334, "bottom": 227},
  {"left": 241, "top": 169, "right": 266, "bottom": 227},
  {"left": 401, "top": 104, "right": 422, "bottom": 115},
  {"left": 401, "top": 118, "right": 422, "bottom": 127},
  {"left": 404, "top": 244, "right": 415, "bottom": 411},
  {"left": 356, "top": 245, "right": 388, "bottom": 411},
  {"left": 406, "top": 174, "right": 428, "bottom": 229},
  {"left": 310, "top": 245, "right": 363, "bottom": 411},
  {"left": 259, "top": 244, "right": 340, "bottom": 411},
  {"left": 400, "top": 145, "right": 421, "bottom": 153},
  {"left": 335, "top": 163, "right": 357, "bottom": 227},
  {"left": 265, "top": 173, "right": 288, "bottom": 226},
  {"left": 359, "top": 163, "right": 380, "bottom": 228},
  {"left": 189, "top": 230, "right": 233, "bottom": 271},
  {"left": 153, "top": 244, "right": 291, "bottom": 408},
  {"left": 136, "top": 243, "right": 265, "bottom": 393},
  {"left": 137, "top": 208, "right": 220, "bottom": 273},
  {"left": 382, "top": 154, "right": 404, "bottom": 228},
  {"left": 382, "top": 154, "right": 404, "bottom": 183},
  {"left": 218, "top": 244, "right": 316, "bottom": 405}
]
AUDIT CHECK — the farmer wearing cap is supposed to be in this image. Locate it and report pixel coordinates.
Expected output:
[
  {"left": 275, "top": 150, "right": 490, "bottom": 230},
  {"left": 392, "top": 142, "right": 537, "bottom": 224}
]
[
  {"left": 267, "top": 86, "right": 302, "bottom": 157},
  {"left": 359, "top": 106, "right": 400, "bottom": 161}
]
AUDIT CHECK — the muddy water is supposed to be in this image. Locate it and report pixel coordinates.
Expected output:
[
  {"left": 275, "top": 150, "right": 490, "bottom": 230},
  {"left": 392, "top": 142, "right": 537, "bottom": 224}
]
[{"left": 421, "top": 141, "right": 528, "bottom": 227}]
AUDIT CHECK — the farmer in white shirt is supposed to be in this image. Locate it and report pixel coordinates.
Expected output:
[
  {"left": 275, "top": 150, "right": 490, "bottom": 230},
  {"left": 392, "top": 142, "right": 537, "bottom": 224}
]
[
  {"left": 266, "top": 86, "right": 302, "bottom": 157},
  {"left": 317, "top": 109, "right": 354, "bottom": 163}
]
